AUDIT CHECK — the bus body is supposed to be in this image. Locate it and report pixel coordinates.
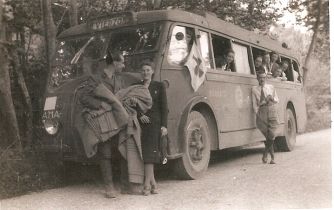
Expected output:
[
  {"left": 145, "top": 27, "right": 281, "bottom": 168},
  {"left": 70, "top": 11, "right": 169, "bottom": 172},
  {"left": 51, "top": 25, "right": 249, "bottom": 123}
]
[{"left": 40, "top": 10, "right": 307, "bottom": 179}]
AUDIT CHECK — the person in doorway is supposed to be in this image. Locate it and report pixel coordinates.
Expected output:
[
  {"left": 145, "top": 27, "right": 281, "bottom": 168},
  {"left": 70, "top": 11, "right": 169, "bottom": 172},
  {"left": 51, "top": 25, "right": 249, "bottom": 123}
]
[
  {"left": 138, "top": 59, "right": 168, "bottom": 196},
  {"left": 251, "top": 71, "right": 279, "bottom": 164}
]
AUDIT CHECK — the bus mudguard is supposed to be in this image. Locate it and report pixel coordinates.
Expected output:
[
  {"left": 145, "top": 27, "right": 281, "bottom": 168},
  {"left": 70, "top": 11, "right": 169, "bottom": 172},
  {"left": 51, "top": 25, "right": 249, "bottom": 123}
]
[{"left": 176, "top": 96, "right": 219, "bottom": 154}]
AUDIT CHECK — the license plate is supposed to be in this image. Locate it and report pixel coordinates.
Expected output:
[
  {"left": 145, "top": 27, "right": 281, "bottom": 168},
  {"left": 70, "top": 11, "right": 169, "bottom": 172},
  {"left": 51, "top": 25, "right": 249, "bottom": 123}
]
[{"left": 44, "top": 97, "right": 57, "bottom": 111}]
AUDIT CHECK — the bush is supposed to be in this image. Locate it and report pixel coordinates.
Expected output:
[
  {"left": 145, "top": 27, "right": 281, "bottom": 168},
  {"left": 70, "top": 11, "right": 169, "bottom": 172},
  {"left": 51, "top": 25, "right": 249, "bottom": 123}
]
[{"left": 0, "top": 147, "right": 62, "bottom": 199}]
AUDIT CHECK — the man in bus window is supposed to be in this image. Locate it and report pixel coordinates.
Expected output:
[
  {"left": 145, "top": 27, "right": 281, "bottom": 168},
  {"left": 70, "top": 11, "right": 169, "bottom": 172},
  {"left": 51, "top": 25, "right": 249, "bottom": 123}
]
[
  {"left": 262, "top": 52, "right": 271, "bottom": 74},
  {"left": 271, "top": 65, "right": 283, "bottom": 80},
  {"left": 222, "top": 49, "right": 235, "bottom": 72},
  {"left": 269, "top": 51, "right": 280, "bottom": 74},
  {"left": 252, "top": 71, "right": 279, "bottom": 164},
  {"left": 254, "top": 55, "right": 263, "bottom": 74},
  {"left": 281, "top": 61, "right": 289, "bottom": 81}
]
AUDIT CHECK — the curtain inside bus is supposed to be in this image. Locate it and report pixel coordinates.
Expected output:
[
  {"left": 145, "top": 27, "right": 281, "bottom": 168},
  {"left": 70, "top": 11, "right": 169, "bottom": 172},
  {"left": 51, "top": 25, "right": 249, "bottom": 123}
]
[{"left": 232, "top": 43, "right": 251, "bottom": 75}]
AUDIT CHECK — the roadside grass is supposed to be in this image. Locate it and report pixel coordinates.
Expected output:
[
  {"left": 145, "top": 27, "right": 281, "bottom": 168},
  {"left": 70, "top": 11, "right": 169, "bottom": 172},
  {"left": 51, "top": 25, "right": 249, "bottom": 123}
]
[{"left": 0, "top": 148, "right": 62, "bottom": 199}]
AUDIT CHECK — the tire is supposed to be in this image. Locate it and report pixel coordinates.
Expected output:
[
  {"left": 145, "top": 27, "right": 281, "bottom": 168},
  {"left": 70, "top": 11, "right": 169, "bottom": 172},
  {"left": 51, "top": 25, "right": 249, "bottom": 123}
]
[
  {"left": 173, "top": 111, "right": 211, "bottom": 179},
  {"left": 276, "top": 108, "right": 297, "bottom": 152}
]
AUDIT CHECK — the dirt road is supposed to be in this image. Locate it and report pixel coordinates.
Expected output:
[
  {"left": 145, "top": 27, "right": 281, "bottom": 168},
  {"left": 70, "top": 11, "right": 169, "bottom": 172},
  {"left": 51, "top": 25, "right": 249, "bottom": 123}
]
[{"left": 1, "top": 129, "right": 331, "bottom": 210}]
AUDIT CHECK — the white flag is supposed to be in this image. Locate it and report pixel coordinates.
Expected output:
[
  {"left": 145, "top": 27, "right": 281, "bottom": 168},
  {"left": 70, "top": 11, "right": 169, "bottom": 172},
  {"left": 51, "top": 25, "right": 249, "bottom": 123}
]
[{"left": 184, "top": 43, "right": 207, "bottom": 91}]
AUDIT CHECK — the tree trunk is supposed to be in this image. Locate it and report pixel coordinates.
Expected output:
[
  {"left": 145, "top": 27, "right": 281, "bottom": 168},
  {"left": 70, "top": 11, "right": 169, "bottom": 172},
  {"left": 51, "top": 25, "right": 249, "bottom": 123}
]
[
  {"left": 303, "top": 0, "right": 322, "bottom": 87},
  {"left": 41, "top": 0, "right": 57, "bottom": 72},
  {"left": 0, "top": 1, "right": 22, "bottom": 149},
  {"left": 69, "top": 0, "right": 78, "bottom": 26},
  {"left": 11, "top": 41, "right": 33, "bottom": 147}
]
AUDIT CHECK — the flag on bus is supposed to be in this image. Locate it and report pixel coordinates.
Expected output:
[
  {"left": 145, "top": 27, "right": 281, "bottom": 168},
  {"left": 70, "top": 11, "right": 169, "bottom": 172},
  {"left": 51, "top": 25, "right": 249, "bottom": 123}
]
[{"left": 184, "top": 43, "right": 207, "bottom": 91}]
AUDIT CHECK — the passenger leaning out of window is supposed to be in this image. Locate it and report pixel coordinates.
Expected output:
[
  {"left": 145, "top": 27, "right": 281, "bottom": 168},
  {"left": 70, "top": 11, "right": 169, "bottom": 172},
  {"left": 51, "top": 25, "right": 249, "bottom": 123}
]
[
  {"left": 280, "top": 61, "right": 289, "bottom": 81},
  {"left": 254, "top": 55, "right": 264, "bottom": 75},
  {"left": 271, "top": 64, "right": 285, "bottom": 81},
  {"left": 222, "top": 49, "right": 236, "bottom": 72},
  {"left": 262, "top": 52, "right": 271, "bottom": 75}
]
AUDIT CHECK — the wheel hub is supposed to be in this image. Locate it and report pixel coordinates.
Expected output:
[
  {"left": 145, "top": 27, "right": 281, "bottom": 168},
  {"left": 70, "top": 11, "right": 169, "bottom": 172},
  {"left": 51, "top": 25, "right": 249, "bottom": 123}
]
[{"left": 189, "top": 128, "right": 205, "bottom": 162}]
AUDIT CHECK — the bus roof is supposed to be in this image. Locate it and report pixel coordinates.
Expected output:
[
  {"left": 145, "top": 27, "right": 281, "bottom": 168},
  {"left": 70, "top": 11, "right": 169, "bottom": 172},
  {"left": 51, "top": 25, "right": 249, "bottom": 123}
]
[{"left": 58, "top": 9, "right": 299, "bottom": 61}]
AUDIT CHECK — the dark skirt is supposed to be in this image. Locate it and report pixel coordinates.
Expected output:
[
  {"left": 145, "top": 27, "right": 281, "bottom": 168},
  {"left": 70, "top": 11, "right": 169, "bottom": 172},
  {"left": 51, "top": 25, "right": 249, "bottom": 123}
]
[
  {"left": 140, "top": 117, "right": 161, "bottom": 164},
  {"left": 256, "top": 104, "right": 279, "bottom": 140}
]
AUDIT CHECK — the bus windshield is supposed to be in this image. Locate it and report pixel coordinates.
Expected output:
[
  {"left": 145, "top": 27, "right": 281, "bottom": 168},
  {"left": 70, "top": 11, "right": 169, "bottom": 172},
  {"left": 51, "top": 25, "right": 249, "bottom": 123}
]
[
  {"left": 108, "top": 23, "right": 162, "bottom": 72},
  {"left": 49, "top": 35, "right": 108, "bottom": 88}
]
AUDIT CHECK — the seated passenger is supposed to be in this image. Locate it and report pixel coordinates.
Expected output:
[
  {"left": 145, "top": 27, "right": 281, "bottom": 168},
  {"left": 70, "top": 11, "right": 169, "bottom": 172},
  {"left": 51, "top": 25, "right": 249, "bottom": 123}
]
[
  {"left": 221, "top": 49, "right": 235, "bottom": 72},
  {"left": 269, "top": 51, "right": 280, "bottom": 74},
  {"left": 262, "top": 52, "right": 271, "bottom": 74},
  {"left": 254, "top": 55, "right": 263, "bottom": 74},
  {"left": 281, "top": 61, "right": 289, "bottom": 81},
  {"left": 271, "top": 64, "right": 285, "bottom": 81}
]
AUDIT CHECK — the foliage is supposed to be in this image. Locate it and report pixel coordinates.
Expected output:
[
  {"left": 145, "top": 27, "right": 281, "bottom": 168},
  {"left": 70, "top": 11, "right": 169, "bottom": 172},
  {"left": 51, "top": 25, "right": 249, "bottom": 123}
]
[
  {"left": 0, "top": 148, "right": 61, "bottom": 199},
  {"left": 160, "top": 0, "right": 283, "bottom": 31},
  {"left": 288, "top": 0, "right": 329, "bottom": 63}
]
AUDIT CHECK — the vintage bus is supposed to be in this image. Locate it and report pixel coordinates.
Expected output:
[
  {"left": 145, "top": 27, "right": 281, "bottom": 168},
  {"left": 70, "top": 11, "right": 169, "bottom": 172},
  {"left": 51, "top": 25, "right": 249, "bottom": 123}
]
[{"left": 40, "top": 10, "right": 307, "bottom": 179}]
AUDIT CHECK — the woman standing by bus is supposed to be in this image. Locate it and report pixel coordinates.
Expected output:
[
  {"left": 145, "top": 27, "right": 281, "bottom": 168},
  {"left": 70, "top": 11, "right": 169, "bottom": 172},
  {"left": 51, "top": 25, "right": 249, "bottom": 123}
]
[{"left": 138, "top": 60, "right": 168, "bottom": 195}]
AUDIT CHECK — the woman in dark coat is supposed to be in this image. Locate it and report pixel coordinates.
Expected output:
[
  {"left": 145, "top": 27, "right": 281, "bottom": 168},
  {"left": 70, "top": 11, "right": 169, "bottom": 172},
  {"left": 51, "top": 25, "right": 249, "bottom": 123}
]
[{"left": 138, "top": 60, "right": 168, "bottom": 195}]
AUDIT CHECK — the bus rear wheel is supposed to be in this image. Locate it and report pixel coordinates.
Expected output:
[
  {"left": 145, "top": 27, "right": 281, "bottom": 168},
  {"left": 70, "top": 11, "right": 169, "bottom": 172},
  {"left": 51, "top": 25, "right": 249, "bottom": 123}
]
[
  {"left": 276, "top": 108, "right": 297, "bottom": 152},
  {"left": 173, "top": 111, "right": 211, "bottom": 180}
]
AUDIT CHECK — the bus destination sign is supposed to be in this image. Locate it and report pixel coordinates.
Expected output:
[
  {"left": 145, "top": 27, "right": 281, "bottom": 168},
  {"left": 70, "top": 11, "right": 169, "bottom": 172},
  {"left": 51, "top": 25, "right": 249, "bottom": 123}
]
[{"left": 89, "top": 13, "right": 134, "bottom": 31}]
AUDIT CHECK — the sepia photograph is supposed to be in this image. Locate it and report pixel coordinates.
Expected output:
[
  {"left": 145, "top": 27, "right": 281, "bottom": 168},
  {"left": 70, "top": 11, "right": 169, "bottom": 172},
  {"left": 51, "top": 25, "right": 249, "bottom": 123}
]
[{"left": 0, "top": 0, "right": 331, "bottom": 209}]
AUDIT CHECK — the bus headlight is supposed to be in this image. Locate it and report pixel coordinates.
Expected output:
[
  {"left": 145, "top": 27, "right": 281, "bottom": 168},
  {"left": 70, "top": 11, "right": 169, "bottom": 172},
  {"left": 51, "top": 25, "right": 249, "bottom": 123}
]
[{"left": 43, "top": 119, "right": 59, "bottom": 135}]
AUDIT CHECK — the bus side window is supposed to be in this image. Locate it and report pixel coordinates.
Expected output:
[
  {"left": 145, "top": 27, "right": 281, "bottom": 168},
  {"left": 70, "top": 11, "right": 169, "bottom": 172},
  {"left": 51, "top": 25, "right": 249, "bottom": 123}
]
[
  {"left": 251, "top": 47, "right": 265, "bottom": 75},
  {"left": 292, "top": 60, "right": 301, "bottom": 83},
  {"left": 198, "top": 30, "right": 213, "bottom": 69},
  {"left": 211, "top": 34, "right": 232, "bottom": 70},
  {"left": 167, "top": 26, "right": 195, "bottom": 66},
  {"left": 231, "top": 42, "right": 252, "bottom": 74}
]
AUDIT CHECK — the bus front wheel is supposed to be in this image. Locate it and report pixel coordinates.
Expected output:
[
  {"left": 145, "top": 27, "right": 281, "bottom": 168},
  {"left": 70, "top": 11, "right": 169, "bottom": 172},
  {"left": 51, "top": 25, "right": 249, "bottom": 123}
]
[
  {"left": 173, "top": 111, "right": 211, "bottom": 180},
  {"left": 276, "top": 108, "right": 297, "bottom": 151}
]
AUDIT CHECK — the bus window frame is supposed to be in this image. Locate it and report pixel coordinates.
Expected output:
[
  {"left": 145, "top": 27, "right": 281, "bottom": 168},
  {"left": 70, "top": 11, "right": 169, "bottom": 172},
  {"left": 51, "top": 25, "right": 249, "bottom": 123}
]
[
  {"left": 105, "top": 21, "right": 164, "bottom": 57},
  {"left": 209, "top": 30, "right": 233, "bottom": 72},
  {"left": 291, "top": 59, "right": 302, "bottom": 83},
  {"left": 206, "top": 30, "right": 256, "bottom": 78},
  {"left": 48, "top": 33, "right": 110, "bottom": 92},
  {"left": 163, "top": 22, "right": 198, "bottom": 70},
  {"left": 230, "top": 40, "right": 254, "bottom": 76},
  {"left": 196, "top": 28, "right": 214, "bottom": 70}
]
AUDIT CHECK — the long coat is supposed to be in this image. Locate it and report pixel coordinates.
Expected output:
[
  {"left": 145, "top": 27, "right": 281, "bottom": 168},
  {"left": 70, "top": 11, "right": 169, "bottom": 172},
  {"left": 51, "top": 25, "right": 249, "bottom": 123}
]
[
  {"left": 75, "top": 74, "right": 128, "bottom": 158},
  {"left": 140, "top": 81, "right": 168, "bottom": 163}
]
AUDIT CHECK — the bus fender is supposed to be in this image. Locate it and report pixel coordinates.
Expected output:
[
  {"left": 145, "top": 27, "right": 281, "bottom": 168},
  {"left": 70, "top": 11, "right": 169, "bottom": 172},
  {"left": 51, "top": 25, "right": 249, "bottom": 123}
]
[{"left": 177, "top": 96, "right": 219, "bottom": 154}]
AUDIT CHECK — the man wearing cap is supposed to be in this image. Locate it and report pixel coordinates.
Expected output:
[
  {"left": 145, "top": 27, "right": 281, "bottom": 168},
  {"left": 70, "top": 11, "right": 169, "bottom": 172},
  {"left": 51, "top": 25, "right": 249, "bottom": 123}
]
[
  {"left": 252, "top": 71, "right": 279, "bottom": 164},
  {"left": 77, "top": 51, "right": 128, "bottom": 198}
]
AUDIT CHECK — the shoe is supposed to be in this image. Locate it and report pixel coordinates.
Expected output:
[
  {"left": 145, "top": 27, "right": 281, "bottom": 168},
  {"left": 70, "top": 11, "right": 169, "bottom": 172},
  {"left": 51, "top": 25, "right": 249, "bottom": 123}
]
[
  {"left": 142, "top": 186, "right": 150, "bottom": 196},
  {"left": 269, "top": 160, "right": 276, "bottom": 164},
  {"left": 150, "top": 185, "right": 158, "bottom": 194},
  {"left": 262, "top": 157, "right": 267, "bottom": 164},
  {"left": 105, "top": 184, "right": 117, "bottom": 198}
]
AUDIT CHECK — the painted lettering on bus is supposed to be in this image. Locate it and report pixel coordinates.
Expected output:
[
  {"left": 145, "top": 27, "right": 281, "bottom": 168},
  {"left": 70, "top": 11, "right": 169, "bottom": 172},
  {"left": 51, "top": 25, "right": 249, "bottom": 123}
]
[
  {"left": 91, "top": 17, "right": 129, "bottom": 31},
  {"left": 42, "top": 110, "right": 62, "bottom": 120}
]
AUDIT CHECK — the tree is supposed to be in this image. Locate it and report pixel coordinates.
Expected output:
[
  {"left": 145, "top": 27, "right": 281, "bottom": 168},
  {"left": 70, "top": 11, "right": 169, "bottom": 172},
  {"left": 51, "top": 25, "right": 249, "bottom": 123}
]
[
  {"left": 289, "top": 0, "right": 329, "bottom": 85},
  {"left": 0, "top": 0, "right": 22, "bottom": 149},
  {"left": 41, "top": 0, "right": 56, "bottom": 73}
]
